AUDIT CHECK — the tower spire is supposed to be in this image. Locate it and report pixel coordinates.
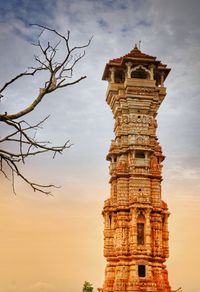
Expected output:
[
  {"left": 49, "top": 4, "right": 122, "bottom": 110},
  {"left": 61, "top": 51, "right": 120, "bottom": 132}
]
[{"left": 101, "top": 47, "right": 171, "bottom": 292}]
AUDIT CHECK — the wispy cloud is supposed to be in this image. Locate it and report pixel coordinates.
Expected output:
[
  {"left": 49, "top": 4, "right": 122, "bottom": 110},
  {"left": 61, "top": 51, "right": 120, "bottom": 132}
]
[{"left": 1, "top": 0, "right": 200, "bottom": 199}]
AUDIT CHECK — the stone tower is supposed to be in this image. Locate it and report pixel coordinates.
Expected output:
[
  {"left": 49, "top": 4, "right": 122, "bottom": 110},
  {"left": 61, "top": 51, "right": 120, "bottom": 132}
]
[{"left": 101, "top": 46, "right": 171, "bottom": 292}]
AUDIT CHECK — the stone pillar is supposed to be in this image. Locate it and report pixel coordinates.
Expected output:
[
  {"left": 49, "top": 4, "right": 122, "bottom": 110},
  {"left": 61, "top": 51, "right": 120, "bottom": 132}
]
[
  {"left": 145, "top": 209, "right": 152, "bottom": 255},
  {"left": 109, "top": 67, "right": 115, "bottom": 83},
  {"left": 162, "top": 212, "right": 170, "bottom": 258},
  {"left": 129, "top": 208, "right": 137, "bottom": 255},
  {"left": 149, "top": 64, "right": 155, "bottom": 80},
  {"left": 160, "top": 71, "right": 165, "bottom": 86},
  {"left": 125, "top": 62, "right": 133, "bottom": 78}
]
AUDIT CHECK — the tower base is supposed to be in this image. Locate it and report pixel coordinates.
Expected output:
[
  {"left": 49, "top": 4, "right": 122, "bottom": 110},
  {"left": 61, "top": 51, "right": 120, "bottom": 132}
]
[{"left": 102, "top": 261, "right": 171, "bottom": 292}]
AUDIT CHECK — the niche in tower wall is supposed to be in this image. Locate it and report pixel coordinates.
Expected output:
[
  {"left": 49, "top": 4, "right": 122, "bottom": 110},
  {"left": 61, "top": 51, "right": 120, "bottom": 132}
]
[
  {"left": 115, "top": 69, "right": 125, "bottom": 83},
  {"left": 135, "top": 150, "right": 145, "bottom": 158},
  {"left": 138, "top": 265, "right": 146, "bottom": 277},
  {"left": 137, "top": 211, "right": 146, "bottom": 245},
  {"left": 137, "top": 223, "right": 144, "bottom": 245}
]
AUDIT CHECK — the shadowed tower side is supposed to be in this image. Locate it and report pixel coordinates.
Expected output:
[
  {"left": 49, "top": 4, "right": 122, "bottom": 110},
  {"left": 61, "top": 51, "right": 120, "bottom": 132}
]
[{"left": 100, "top": 45, "right": 171, "bottom": 292}]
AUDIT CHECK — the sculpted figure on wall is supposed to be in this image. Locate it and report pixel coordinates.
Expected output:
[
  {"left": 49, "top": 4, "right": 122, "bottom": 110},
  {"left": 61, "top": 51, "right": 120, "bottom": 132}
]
[{"left": 150, "top": 155, "right": 159, "bottom": 172}]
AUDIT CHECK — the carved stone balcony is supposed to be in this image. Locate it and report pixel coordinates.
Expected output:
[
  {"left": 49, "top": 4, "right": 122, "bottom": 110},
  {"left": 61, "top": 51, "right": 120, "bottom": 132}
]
[
  {"left": 124, "top": 78, "right": 156, "bottom": 88},
  {"left": 134, "top": 158, "right": 149, "bottom": 168}
]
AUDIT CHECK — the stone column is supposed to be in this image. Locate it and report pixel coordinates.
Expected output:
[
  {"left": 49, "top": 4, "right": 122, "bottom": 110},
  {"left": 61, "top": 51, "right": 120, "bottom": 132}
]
[
  {"left": 145, "top": 209, "right": 152, "bottom": 255},
  {"left": 109, "top": 67, "right": 115, "bottom": 83},
  {"left": 162, "top": 213, "right": 169, "bottom": 258},
  {"left": 129, "top": 208, "right": 137, "bottom": 255},
  {"left": 160, "top": 71, "right": 165, "bottom": 86},
  {"left": 149, "top": 64, "right": 154, "bottom": 80},
  {"left": 125, "top": 62, "right": 132, "bottom": 78}
]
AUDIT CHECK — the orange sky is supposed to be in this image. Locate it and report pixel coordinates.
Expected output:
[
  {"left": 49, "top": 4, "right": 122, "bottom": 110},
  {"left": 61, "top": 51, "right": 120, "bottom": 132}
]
[{"left": 1, "top": 177, "right": 200, "bottom": 292}]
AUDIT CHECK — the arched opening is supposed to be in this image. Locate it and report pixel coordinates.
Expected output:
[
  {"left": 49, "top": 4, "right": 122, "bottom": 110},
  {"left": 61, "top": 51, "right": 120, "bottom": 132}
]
[
  {"left": 137, "top": 212, "right": 145, "bottom": 245},
  {"left": 131, "top": 67, "right": 149, "bottom": 79}
]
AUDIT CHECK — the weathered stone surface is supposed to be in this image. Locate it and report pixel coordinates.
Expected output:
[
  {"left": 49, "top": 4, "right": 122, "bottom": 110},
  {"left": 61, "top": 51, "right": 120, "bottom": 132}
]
[{"left": 100, "top": 46, "right": 171, "bottom": 292}]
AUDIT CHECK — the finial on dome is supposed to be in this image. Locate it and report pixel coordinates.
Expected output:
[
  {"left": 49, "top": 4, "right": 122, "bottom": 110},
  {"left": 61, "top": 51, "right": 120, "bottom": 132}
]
[{"left": 134, "top": 41, "right": 141, "bottom": 50}]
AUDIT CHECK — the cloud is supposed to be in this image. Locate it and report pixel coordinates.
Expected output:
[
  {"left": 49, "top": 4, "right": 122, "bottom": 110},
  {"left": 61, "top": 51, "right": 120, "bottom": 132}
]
[
  {"left": 0, "top": 0, "right": 55, "bottom": 26},
  {"left": 0, "top": 0, "right": 199, "bottom": 194}
]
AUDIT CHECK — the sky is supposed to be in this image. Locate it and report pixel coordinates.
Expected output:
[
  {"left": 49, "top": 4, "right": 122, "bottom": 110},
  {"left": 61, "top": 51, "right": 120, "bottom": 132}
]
[{"left": 0, "top": 0, "right": 200, "bottom": 291}]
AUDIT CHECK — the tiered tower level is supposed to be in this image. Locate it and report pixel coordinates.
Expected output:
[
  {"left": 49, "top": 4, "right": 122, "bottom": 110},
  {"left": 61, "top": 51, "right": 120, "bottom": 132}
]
[{"left": 101, "top": 46, "right": 171, "bottom": 292}]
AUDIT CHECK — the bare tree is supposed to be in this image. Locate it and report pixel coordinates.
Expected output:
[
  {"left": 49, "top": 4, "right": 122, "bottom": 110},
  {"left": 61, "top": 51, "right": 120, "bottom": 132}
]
[{"left": 0, "top": 24, "right": 91, "bottom": 195}]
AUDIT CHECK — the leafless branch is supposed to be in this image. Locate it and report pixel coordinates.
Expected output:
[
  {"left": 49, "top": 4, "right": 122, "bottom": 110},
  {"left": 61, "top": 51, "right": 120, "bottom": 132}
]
[
  {"left": 0, "top": 25, "right": 91, "bottom": 194},
  {"left": 0, "top": 68, "right": 45, "bottom": 95},
  {"left": 0, "top": 24, "right": 92, "bottom": 121},
  {"left": 0, "top": 116, "right": 72, "bottom": 194}
]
